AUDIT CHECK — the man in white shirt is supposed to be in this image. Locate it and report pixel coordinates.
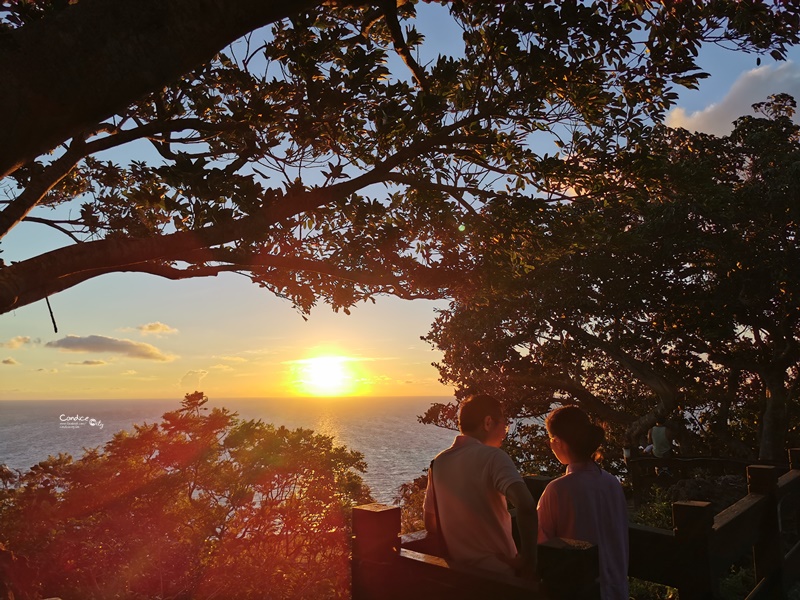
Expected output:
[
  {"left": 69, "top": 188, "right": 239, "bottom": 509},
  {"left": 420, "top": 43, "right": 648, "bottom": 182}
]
[{"left": 423, "top": 394, "right": 537, "bottom": 578}]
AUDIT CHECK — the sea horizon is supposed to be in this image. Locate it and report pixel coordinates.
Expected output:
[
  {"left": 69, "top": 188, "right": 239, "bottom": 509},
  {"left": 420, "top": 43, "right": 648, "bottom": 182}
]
[{"left": 0, "top": 395, "right": 456, "bottom": 503}]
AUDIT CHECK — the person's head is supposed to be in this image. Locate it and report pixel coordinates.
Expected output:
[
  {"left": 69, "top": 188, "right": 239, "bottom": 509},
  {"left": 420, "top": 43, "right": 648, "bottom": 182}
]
[
  {"left": 458, "top": 394, "right": 508, "bottom": 447},
  {"left": 545, "top": 405, "right": 605, "bottom": 465}
]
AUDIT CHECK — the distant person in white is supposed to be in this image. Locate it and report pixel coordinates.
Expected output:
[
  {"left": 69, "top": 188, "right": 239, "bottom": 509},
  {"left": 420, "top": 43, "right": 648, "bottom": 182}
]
[
  {"left": 648, "top": 419, "right": 673, "bottom": 458},
  {"left": 423, "top": 394, "right": 537, "bottom": 579},
  {"left": 538, "top": 405, "right": 629, "bottom": 600}
]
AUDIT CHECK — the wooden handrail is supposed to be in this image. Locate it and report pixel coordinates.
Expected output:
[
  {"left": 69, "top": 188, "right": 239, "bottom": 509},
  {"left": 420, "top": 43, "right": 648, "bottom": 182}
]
[
  {"left": 352, "top": 449, "right": 800, "bottom": 600},
  {"left": 353, "top": 503, "right": 600, "bottom": 600}
]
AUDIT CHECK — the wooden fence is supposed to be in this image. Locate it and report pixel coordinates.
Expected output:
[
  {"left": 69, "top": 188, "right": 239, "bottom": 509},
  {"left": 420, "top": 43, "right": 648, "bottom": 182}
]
[
  {"left": 352, "top": 502, "right": 600, "bottom": 600},
  {"left": 626, "top": 453, "right": 756, "bottom": 505},
  {"left": 352, "top": 449, "right": 800, "bottom": 600}
]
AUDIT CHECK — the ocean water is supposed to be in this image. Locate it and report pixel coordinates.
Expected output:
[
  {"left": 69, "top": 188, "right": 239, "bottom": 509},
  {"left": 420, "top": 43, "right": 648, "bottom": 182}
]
[{"left": 0, "top": 396, "right": 456, "bottom": 503}]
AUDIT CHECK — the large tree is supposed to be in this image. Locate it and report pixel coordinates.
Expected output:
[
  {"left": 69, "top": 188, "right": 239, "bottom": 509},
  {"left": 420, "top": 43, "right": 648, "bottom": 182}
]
[
  {"left": 423, "top": 95, "right": 800, "bottom": 462},
  {"left": 0, "top": 392, "right": 371, "bottom": 599},
  {"left": 1, "top": 0, "right": 798, "bottom": 316}
]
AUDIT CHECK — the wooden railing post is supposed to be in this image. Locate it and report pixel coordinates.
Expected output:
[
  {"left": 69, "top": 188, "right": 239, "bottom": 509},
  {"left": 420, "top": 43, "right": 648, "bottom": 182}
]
[
  {"left": 538, "top": 538, "right": 600, "bottom": 599},
  {"left": 673, "top": 501, "right": 716, "bottom": 599},
  {"left": 352, "top": 503, "right": 401, "bottom": 600},
  {"left": 748, "top": 464, "right": 784, "bottom": 597},
  {"left": 788, "top": 449, "right": 800, "bottom": 472},
  {"left": 788, "top": 449, "right": 800, "bottom": 539}
]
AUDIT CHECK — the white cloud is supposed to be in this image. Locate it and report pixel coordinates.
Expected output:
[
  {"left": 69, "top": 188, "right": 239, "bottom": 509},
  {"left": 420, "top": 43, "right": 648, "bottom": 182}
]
[
  {"left": 666, "top": 62, "right": 800, "bottom": 135},
  {"left": 210, "top": 364, "right": 234, "bottom": 371},
  {"left": 67, "top": 360, "right": 107, "bottom": 366},
  {"left": 45, "top": 335, "right": 175, "bottom": 361},
  {"left": 122, "top": 370, "right": 138, "bottom": 376},
  {"left": 2, "top": 357, "right": 19, "bottom": 365},
  {"left": 137, "top": 322, "right": 179, "bottom": 336},
  {"left": 180, "top": 370, "right": 208, "bottom": 390},
  {"left": 216, "top": 355, "right": 247, "bottom": 363},
  {"left": 1, "top": 336, "right": 32, "bottom": 349}
]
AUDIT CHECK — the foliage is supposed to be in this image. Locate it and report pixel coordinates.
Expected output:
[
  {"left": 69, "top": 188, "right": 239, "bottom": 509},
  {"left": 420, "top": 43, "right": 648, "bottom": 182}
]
[
  {"left": 393, "top": 471, "right": 428, "bottom": 534},
  {"left": 630, "top": 485, "right": 674, "bottom": 530},
  {"left": 0, "top": 392, "right": 372, "bottom": 600},
  {"left": 1, "top": 1, "right": 799, "bottom": 315},
  {"left": 423, "top": 94, "right": 800, "bottom": 462}
]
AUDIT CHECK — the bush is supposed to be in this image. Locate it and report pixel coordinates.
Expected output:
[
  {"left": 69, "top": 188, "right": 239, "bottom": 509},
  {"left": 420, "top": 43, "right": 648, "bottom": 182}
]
[{"left": 0, "top": 392, "right": 373, "bottom": 600}]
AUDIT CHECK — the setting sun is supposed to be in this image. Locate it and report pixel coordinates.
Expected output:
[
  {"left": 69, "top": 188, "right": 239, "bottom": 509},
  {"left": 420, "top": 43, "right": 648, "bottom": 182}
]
[{"left": 292, "top": 356, "right": 363, "bottom": 397}]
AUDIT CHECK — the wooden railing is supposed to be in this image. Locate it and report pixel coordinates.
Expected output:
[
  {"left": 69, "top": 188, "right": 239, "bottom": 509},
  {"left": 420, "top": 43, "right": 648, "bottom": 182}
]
[
  {"left": 352, "top": 449, "right": 800, "bottom": 600},
  {"left": 624, "top": 450, "right": 800, "bottom": 600},
  {"left": 351, "top": 503, "right": 600, "bottom": 600},
  {"left": 626, "top": 453, "right": 756, "bottom": 505}
]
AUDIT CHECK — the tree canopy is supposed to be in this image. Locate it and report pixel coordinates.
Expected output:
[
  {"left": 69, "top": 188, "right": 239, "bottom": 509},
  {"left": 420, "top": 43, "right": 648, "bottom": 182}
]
[
  {"left": 422, "top": 94, "right": 800, "bottom": 463},
  {"left": 1, "top": 0, "right": 798, "bottom": 316},
  {"left": 0, "top": 392, "right": 371, "bottom": 599}
]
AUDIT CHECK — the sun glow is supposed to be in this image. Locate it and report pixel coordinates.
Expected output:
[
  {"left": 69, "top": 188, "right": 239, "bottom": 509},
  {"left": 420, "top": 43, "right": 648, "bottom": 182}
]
[{"left": 291, "top": 355, "right": 363, "bottom": 397}]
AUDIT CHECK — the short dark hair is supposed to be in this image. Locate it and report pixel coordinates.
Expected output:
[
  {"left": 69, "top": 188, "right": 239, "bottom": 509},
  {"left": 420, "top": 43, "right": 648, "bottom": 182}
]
[
  {"left": 459, "top": 394, "right": 503, "bottom": 433},
  {"left": 546, "top": 405, "right": 605, "bottom": 461}
]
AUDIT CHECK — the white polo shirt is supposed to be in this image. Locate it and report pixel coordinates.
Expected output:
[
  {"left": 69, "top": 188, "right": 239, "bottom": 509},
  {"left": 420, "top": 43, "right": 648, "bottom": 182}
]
[{"left": 424, "top": 435, "right": 524, "bottom": 575}]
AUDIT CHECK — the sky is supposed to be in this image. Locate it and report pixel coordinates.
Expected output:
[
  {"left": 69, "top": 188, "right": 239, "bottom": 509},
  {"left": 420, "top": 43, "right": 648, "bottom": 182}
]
[{"left": 2, "top": 6, "right": 800, "bottom": 402}]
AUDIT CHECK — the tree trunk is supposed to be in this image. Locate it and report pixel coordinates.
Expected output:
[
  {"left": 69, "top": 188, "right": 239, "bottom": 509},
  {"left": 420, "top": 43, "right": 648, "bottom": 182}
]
[
  {"left": 0, "top": 0, "right": 320, "bottom": 178},
  {"left": 759, "top": 368, "right": 788, "bottom": 462}
]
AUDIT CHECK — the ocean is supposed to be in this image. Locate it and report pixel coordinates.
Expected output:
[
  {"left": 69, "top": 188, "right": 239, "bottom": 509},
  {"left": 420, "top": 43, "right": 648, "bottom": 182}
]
[{"left": 0, "top": 396, "right": 456, "bottom": 503}]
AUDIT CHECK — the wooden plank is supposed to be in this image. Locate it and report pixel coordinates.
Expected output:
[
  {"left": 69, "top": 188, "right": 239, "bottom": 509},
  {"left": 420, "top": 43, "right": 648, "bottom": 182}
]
[
  {"left": 397, "top": 539, "right": 600, "bottom": 600},
  {"left": 783, "top": 540, "right": 800, "bottom": 588},
  {"left": 744, "top": 575, "right": 783, "bottom": 600},
  {"left": 400, "top": 530, "right": 441, "bottom": 555},
  {"left": 711, "top": 494, "right": 766, "bottom": 564},
  {"left": 748, "top": 466, "right": 782, "bottom": 586},
  {"left": 673, "top": 502, "right": 717, "bottom": 599},
  {"left": 627, "top": 456, "right": 750, "bottom": 473},
  {"left": 397, "top": 549, "right": 539, "bottom": 600},
  {"left": 538, "top": 537, "right": 600, "bottom": 599},
  {"left": 628, "top": 523, "right": 679, "bottom": 585},
  {"left": 777, "top": 469, "right": 800, "bottom": 498}
]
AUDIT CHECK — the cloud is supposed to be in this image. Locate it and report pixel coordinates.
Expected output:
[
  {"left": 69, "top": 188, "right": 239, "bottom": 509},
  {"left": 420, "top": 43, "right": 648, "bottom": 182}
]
[
  {"left": 1, "top": 336, "right": 32, "bottom": 349},
  {"left": 666, "top": 62, "right": 800, "bottom": 135},
  {"left": 210, "top": 364, "right": 234, "bottom": 371},
  {"left": 45, "top": 335, "right": 175, "bottom": 361},
  {"left": 216, "top": 355, "right": 247, "bottom": 363},
  {"left": 137, "top": 322, "right": 179, "bottom": 336},
  {"left": 122, "top": 370, "right": 138, "bottom": 376},
  {"left": 2, "top": 358, "right": 18, "bottom": 365},
  {"left": 180, "top": 370, "right": 208, "bottom": 389},
  {"left": 67, "top": 360, "right": 107, "bottom": 366}
]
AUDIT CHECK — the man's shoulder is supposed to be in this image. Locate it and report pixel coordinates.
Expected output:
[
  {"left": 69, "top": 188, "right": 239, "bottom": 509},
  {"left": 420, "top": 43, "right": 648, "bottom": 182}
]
[{"left": 435, "top": 437, "right": 514, "bottom": 464}]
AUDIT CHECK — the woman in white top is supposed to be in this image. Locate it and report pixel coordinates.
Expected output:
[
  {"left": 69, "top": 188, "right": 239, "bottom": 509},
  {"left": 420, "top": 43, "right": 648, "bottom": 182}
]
[{"left": 537, "top": 405, "right": 629, "bottom": 600}]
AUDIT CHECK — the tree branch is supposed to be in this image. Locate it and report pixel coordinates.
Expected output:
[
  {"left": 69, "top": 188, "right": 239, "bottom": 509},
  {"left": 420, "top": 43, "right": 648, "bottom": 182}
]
[
  {"left": 0, "top": 129, "right": 450, "bottom": 313},
  {"left": 21, "top": 217, "right": 83, "bottom": 243},
  {"left": 0, "top": 139, "right": 87, "bottom": 239},
  {"left": 0, "top": 0, "right": 323, "bottom": 177},
  {"left": 124, "top": 250, "right": 448, "bottom": 300},
  {"left": 0, "top": 117, "right": 252, "bottom": 240},
  {"left": 380, "top": 0, "right": 428, "bottom": 90}
]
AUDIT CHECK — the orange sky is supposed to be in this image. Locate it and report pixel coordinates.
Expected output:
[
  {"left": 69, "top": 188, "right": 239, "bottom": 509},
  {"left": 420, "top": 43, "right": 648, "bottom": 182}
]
[{"left": 0, "top": 268, "right": 453, "bottom": 401}]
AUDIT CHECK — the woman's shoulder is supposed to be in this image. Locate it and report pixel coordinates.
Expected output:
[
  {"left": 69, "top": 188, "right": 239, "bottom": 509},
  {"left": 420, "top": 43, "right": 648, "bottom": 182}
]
[{"left": 598, "top": 467, "right": 623, "bottom": 482}]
